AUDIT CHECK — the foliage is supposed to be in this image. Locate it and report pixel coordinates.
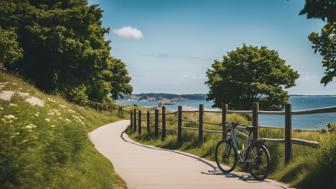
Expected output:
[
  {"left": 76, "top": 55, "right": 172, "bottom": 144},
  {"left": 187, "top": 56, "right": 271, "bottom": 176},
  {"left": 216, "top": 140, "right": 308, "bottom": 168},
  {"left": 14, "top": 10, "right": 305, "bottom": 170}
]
[
  {"left": 0, "top": 0, "right": 132, "bottom": 104},
  {"left": 274, "top": 130, "right": 336, "bottom": 189},
  {"left": 205, "top": 45, "right": 299, "bottom": 110},
  {"left": 300, "top": 0, "right": 336, "bottom": 86},
  {"left": 0, "top": 28, "right": 23, "bottom": 69},
  {"left": 300, "top": 0, "right": 336, "bottom": 23},
  {"left": 0, "top": 72, "right": 126, "bottom": 189},
  {"left": 308, "top": 23, "right": 336, "bottom": 85}
]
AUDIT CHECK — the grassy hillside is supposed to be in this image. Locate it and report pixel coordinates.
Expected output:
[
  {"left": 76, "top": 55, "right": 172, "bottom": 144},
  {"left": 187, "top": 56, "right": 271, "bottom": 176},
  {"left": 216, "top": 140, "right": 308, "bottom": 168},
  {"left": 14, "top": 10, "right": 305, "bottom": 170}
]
[
  {"left": 127, "top": 108, "right": 336, "bottom": 189},
  {"left": 0, "top": 72, "right": 126, "bottom": 189}
]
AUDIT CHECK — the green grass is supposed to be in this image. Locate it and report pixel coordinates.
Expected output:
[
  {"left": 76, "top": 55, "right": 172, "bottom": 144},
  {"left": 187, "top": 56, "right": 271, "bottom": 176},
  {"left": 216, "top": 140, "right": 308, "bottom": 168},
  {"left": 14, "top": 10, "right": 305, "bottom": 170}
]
[
  {"left": 0, "top": 72, "right": 126, "bottom": 189},
  {"left": 128, "top": 107, "right": 336, "bottom": 189}
]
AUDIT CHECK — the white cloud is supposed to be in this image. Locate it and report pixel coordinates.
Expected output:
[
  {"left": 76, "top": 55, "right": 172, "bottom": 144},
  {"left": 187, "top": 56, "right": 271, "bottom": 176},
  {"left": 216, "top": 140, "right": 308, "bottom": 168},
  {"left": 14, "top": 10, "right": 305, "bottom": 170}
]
[{"left": 113, "top": 26, "right": 143, "bottom": 40}]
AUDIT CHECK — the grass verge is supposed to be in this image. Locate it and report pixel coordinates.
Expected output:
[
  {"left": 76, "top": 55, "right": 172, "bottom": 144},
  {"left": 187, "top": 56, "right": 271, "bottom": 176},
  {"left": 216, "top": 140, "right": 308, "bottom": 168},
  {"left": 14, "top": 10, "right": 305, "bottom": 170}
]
[{"left": 0, "top": 72, "right": 126, "bottom": 189}]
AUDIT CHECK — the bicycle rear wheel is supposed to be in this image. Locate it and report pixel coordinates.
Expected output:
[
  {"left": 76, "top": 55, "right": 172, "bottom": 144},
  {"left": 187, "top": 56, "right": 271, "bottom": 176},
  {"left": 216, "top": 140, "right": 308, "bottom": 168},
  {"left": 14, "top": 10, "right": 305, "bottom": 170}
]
[
  {"left": 246, "top": 143, "right": 270, "bottom": 180},
  {"left": 215, "top": 139, "right": 237, "bottom": 173}
]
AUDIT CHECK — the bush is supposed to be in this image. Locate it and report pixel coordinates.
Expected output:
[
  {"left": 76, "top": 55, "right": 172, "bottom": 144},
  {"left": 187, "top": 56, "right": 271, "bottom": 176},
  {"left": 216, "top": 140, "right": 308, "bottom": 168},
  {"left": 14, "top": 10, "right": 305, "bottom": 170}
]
[{"left": 0, "top": 28, "right": 22, "bottom": 69}]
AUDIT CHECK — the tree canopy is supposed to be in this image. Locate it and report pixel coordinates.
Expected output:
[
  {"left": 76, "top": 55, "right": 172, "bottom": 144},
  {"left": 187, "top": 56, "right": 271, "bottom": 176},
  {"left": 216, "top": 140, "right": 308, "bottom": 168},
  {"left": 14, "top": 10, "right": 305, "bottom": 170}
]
[
  {"left": 300, "top": 0, "right": 336, "bottom": 23},
  {"left": 0, "top": 0, "right": 132, "bottom": 104},
  {"left": 206, "top": 45, "right": 299, "bottom": 110},
  {"left": 300, "top": 0, "right": 336, "bottom": 85},
  {"left": 0, "top": 28, "right": 22, "bottom": 69}
]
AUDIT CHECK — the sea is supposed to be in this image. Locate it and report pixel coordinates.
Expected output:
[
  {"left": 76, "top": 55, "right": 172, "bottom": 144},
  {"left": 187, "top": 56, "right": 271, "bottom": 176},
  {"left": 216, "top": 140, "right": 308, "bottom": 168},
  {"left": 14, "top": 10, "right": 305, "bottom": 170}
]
[{"left": 117, "top": 95, "right": 336, "bottom": 130}]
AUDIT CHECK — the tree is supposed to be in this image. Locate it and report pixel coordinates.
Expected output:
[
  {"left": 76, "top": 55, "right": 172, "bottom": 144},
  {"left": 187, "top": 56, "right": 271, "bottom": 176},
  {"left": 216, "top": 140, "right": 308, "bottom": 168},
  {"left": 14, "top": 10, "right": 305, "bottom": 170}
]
[
  {"left": 300, "top": 0, "right": 336, "bottom": 23},
  {"left": 205, "top": 45, "right": 299, "bottom": 110},
  {"left": 0, "top": 0, "right": 132, "bottom": 103},
  {"left": 308, "top": 24, "right": 336, "bottom": 85},
  {"left": 0, "top": 28, "right": 22, "bottom": 69},
  {"left": 300, "top": 0, "right": 336, "bottom": 85}
]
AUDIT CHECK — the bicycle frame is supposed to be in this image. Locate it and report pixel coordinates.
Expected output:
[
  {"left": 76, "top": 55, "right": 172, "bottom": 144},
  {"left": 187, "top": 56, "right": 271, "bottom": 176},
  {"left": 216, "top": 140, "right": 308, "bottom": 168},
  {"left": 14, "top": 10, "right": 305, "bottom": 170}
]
[{"left": 229, "top": 126, "right": 255, "bottom": 163}]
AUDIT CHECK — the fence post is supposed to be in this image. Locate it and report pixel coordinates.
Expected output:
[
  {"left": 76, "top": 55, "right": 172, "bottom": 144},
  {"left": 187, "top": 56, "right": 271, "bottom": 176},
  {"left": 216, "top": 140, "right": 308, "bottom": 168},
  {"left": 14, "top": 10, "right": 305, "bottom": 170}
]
[
  {"left": 130, "top": 111, "right": 133, "bottom": 130},
  {"left": 162, "top": 106, "right": 166, "bottom": 140},
  {"left": 138, "top": 110, "right": 141, "bottom": 134},
  {"left": 199, "top": 104, "right": 204, "bottom": 142},
  {"left": 252, "top": 102, "right": 259, "bottom": 139},
  {"left": 285, "top": 103, "right": 292, "bottom": 164},
  {"left": 222, "top": 104, "right": 228, "bottom": 139},
  {"left": 133, "top": 109, "right": 137, "bottom": 132},
  {"left": 154, "top": 109, "right": 159, "bottom": 137},
  {"left": 177, "top": 106, "right": 182, "bottom": 142},
  {"left": 147, "top": 110, "right": 150, "bottom": 132}
]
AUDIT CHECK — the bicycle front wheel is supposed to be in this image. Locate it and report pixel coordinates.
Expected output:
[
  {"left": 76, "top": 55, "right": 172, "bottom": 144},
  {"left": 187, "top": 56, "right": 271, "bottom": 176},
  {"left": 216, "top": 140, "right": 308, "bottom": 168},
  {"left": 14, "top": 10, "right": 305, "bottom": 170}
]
[
  {"left": 246, "top": 143, "right": 270, "bottom": 180},
  {"left": 215, "top": 139, "right": 237, "bottom": 173}
]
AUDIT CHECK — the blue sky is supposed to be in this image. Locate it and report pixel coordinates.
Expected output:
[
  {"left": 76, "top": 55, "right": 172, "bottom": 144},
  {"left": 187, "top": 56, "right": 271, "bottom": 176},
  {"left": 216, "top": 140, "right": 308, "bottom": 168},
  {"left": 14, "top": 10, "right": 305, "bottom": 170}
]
[{"left": 89, "top": 0, "right": 332, "bottom": 95}]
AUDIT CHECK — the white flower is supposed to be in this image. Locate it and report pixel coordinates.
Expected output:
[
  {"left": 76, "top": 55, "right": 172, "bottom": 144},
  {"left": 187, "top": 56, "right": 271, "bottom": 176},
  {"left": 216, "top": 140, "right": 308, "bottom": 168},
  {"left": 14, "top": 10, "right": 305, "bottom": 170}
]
[
  {"left": 35, "top": 112, "right": 40, "bottom": 117},
  {"left": 68, "top": 109, "right": 77, "bottom": 114},
  {"left": 50, "top": 124, "right": 55, "bottom": 128},
  {"left": 47, "top": 112, "right": 55, "bottom": 116},
  {"left": 59, "top": 104, "right": 66, "bottom": 108},
  {"left": 45, "top": 118, "right": 50, "bottom": 122},
  {"left": 1, "top": 114, "right": 17, "bottom": 123},
  {"left": 46, "top": 98, "right": 56, "bottom": 103},
  {"left": 25, "top": 124, "right": 37, "bottom": 129},
  {"left": 72, "top": 115, "right": 85, "bottom": 125},
  {"left": 65, "top": 118, "right": 71, "bottom": 123},
  {"left": 0, "top": 106, "right": 3, "bottom": 110},
  {"left": 48, "top": 109, "right": 61, "bottom": 116},
  {"left": 16, "top": 132, "right": 20, "bottom": 135}
]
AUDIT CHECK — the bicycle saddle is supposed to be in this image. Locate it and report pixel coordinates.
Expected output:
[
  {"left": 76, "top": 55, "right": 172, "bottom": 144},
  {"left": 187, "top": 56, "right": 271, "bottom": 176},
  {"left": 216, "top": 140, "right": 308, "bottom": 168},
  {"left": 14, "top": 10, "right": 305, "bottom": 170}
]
[{"left": 245, "top": 126, "right": 256, "bottom": 131}]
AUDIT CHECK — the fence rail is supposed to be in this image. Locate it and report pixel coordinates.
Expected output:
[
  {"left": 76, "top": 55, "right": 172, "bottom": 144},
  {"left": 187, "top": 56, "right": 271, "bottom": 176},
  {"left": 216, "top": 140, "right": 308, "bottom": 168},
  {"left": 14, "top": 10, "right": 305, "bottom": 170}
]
[
  {"left": 87, "top": 100, "right": 124, "bottom": 115},
  {"left": 129, "top": 102, "right": 330, "bottom": 164}
]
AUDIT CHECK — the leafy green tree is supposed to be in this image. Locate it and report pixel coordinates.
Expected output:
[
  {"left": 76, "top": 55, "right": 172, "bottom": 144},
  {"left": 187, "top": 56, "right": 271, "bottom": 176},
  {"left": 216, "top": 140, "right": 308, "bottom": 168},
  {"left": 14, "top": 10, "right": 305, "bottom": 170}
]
[
  {"left": 206, "top": 45, "right": 299, "bottom": 110},
  {"left": 300, "top": 0, "right": 336, "bottom": 23},
  {"left": 300, "top": 0, "right": 336, "bottom": 85},
  {"left": 0, "top": 0, "right": 132, "bottom": 103},
  {"left": 308, "top": 24, "right": 336, "bottom": 85},
  {"left": 0, "top": 28, "right": 22, "bottom": 69}
]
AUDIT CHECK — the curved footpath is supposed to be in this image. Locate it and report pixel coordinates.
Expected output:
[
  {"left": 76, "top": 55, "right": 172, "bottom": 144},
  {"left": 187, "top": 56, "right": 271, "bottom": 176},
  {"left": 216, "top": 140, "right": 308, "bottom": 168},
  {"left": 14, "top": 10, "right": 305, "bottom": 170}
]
[{"left": 89, "top": 120, "right": 290, "bottom": 189}]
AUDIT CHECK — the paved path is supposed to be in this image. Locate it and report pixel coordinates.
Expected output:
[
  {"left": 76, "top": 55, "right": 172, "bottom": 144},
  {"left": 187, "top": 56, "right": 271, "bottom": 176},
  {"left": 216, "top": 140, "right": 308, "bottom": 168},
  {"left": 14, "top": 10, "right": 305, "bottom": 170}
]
[{"left": 89, "top": 120, "right": 290, "bottom": 189}]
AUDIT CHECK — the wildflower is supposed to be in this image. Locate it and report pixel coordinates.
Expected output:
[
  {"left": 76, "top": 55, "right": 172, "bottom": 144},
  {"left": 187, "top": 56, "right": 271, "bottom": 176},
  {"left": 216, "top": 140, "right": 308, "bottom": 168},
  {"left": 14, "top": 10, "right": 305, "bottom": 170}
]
[
  {"left": 9, "top": 103, "right": 18, "bottom": 107},
  {"left": 65, "top": 118, "right": 71, "bottom": 123},
  {"left": 59, "top": 104, "right": 66, "bottom": 108},
  {"left": 48, "top": 109, "right": 61, "bottom": 116},
  {"left": 25, "top": 124, "right": 37, "bottom": 129},
  {"left": 45, "top": 118, "right": 50, "bottom": 122},
  {"left": 72, "top": 115, "right": 85, "bottom": 125},
  {"left": 68, "top": 109, "right": 77, "bottom": 114},
  {"left": 46, "top": 98, "right": 56, "bottom": 103},
  {"left": 0, "top": 106, "right": 3, "bottom": 110},
  {"left": 35, "top": 112, "right": 40, "bottom": 117},
  {"left": 51, "top": 125, "right": 55, "bottom": 128},
  {"left": 16, "top": 132, "right": 20, "bottom": 135},
  {"left": 47, "top": 112, "right": 55, "bottom": 116},
  {"left": 1, "top": 114, "right": 17, "bottom": 123}
]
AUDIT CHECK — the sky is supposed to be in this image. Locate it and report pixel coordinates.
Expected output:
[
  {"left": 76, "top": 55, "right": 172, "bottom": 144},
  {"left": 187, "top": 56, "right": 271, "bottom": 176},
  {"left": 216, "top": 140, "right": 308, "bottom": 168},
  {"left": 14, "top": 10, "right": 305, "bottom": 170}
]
[{"left": 88, "top": 0, "right": 332, "bottom": 95}]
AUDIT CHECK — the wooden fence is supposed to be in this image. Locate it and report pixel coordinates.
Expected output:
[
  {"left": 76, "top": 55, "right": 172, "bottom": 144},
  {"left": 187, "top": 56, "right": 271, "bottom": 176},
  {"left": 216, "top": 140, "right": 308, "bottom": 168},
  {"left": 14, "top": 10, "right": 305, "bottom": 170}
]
[
  {"left": 87, "top": 100, "right": 124, "bottom": 115},
  {"left": 129, "top": 102, "right": 328, "bottom": 164}
]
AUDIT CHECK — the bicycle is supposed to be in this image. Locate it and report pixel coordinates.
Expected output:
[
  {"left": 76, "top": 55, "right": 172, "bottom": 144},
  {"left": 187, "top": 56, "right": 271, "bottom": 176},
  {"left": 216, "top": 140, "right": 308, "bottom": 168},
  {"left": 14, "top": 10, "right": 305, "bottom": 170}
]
[{"left": 215, "top": 122, "right": 270, "bottom": 180}]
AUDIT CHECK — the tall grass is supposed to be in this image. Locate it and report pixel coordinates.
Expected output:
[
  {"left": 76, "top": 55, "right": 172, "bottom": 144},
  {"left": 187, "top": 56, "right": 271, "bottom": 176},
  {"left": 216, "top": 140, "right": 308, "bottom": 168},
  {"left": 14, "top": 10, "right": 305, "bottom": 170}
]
[{"left": 0, "top": 72, "right": 126, "bottom": 189}]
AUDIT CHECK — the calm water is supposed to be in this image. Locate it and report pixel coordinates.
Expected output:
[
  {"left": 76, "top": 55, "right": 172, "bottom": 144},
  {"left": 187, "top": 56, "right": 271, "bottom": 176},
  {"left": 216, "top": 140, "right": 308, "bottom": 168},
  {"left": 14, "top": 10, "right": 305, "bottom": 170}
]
[{"left": 117, "top": 96, "right": 336, "bottom": 130}]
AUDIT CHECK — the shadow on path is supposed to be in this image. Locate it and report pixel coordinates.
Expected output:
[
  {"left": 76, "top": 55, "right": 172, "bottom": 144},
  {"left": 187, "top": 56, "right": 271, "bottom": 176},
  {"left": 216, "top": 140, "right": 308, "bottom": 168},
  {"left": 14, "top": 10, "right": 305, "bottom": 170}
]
[{"left": 120, "top": 131, "right": 271, "bottom": 184}]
